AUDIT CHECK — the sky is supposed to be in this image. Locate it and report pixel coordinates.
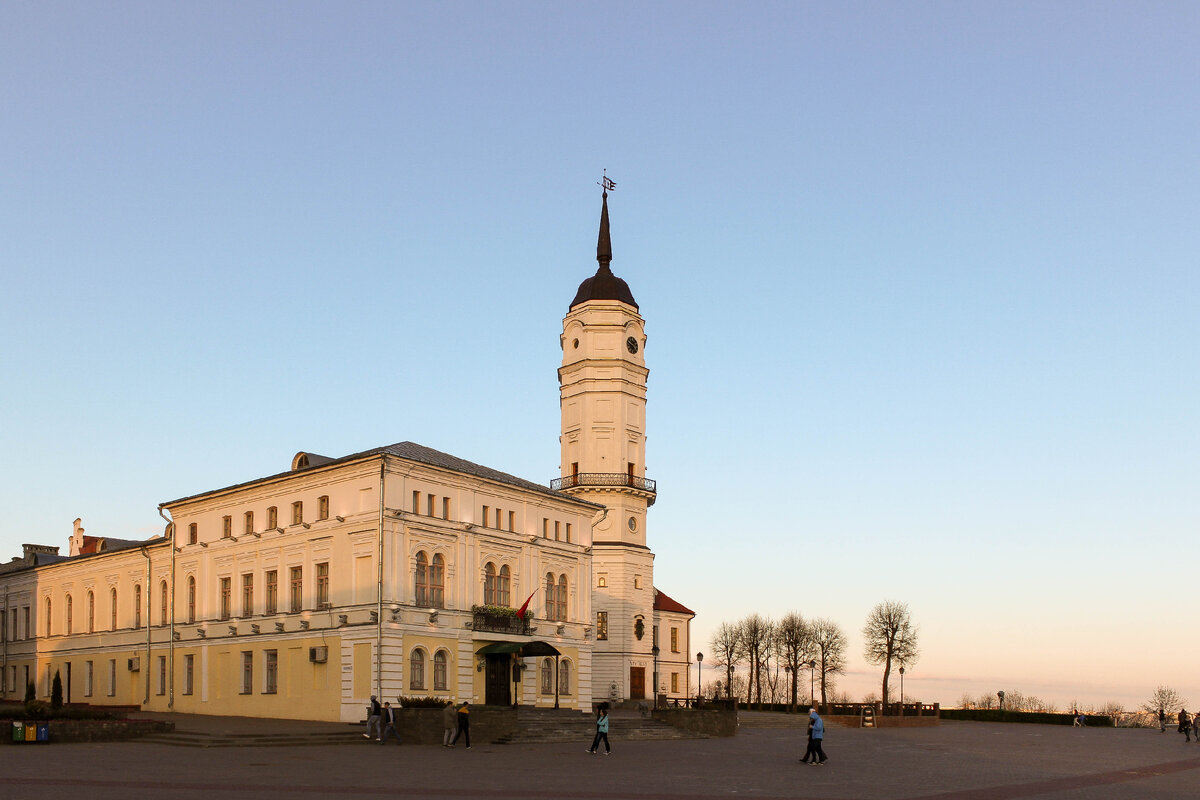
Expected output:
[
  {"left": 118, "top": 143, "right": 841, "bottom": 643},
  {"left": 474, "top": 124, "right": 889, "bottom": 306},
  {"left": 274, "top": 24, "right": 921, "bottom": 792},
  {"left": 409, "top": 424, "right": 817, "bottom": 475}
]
[{"left": 2, "top": 2, "right": 1197, "bottom": 712}]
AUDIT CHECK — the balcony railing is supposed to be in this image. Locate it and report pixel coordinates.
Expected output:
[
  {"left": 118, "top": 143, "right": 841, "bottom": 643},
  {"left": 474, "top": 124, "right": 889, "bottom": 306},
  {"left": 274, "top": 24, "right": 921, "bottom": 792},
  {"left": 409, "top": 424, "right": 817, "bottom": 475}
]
[
  {"left": 550, "top": 473, "right": 657, "bottom": 493},
  {"left": 472, "top": 611, "right": 531, "bottom": 636}
]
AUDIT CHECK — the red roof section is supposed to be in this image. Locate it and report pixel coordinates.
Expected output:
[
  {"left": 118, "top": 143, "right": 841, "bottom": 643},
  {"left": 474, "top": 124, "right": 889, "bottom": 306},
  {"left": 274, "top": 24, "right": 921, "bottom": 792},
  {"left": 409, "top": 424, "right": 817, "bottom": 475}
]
[{"left": 653, "top": 588, "right": 695, "bottom": 616}]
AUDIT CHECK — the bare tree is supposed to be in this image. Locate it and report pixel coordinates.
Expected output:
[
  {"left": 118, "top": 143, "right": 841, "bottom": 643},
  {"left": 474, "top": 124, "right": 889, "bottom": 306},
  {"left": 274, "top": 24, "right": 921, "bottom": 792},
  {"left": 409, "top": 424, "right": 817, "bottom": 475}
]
[
  {"left": 738, "top": 614, "right": 771, "bottom": 705},
  {"left": 810, "top": 617, "right": 847, "bottom": 710},
  {"left": 776, "top": 612, "right": 816, "bottom": 709},
  {"left": 709, "top": 621, "right": 743, "bottom": 699},
  {"left": 1144, "top": 685, "right": 1187, "bottom": 716},
  {"left": 862, "top": 600, "right": 920, "bottom": 708}
]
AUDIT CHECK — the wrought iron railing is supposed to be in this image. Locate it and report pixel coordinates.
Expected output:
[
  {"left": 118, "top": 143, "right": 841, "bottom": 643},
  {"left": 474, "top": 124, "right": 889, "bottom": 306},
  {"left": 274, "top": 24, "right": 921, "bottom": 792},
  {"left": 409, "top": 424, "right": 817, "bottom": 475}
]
[
  {"left": 472, "top": 611, "right": 531, "bottom": 636},
  {"left": 550, "top": 473, "right": 657, "bottom": 493}
]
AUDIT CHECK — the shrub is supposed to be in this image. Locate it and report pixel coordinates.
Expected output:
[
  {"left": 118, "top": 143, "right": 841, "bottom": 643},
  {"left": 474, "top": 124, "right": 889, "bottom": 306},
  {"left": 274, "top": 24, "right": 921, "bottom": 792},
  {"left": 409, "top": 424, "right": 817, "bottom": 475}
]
[
  {"left": 24, "top": 699, "right": 49, "bottom": 718},
  {"left": 941, "top": 709, "right": 1114, "bottom": 726},
  {"left": 51, "top": 670, "right": 63, "bottom": 710},
  {"left": 24, "top": 682, "right": 35, "bottom": 703},
  {"left": 397, "top": 696, "right": 451, "bottom": 708}
]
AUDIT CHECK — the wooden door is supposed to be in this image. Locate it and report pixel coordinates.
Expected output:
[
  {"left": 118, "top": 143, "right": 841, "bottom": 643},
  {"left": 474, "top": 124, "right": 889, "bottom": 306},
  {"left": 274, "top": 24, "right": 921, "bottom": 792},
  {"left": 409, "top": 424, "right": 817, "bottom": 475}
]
[
  {"left": 630, "top": 666, "right": 645, "bottom": 699},
  {"left": 485, "top": 655, "right": 511, "bottom": 706}
]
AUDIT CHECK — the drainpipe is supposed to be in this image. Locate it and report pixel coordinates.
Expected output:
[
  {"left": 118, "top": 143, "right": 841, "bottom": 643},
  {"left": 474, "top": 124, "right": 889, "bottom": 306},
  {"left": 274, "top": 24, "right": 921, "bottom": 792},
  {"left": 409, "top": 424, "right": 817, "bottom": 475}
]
[
  {"left": 377, "top": 459, "right": 385, "bottom": 700},
  {"left": 139, "top": 546, "right": 152, "bottom": 705},
  {"left": 3, "top": 587, "right": 7, "bottom": 695},
  {"left": 158, "top": 506, "right": 175, "bottom": 708}
]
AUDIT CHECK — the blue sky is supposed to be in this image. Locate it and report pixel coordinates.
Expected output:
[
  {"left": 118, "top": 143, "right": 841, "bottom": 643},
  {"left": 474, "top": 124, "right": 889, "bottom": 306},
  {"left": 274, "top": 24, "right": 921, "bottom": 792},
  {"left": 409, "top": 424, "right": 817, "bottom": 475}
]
[{"left": 2, "top": 2, "right": 1197, "bottom": 709}]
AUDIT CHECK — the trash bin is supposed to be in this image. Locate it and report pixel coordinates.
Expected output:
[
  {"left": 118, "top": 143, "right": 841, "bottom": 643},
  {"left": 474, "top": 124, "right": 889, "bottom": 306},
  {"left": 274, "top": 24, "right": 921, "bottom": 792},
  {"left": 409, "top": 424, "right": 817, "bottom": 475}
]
[
  {"left": 11, "top": 721, "right": 24, "bottom": 742},
  {"left": 35, "top": 722, "right": 49, "bottom": 742},
  {"left": 24, "top": 722, "right": 37, "bottom": 742}
]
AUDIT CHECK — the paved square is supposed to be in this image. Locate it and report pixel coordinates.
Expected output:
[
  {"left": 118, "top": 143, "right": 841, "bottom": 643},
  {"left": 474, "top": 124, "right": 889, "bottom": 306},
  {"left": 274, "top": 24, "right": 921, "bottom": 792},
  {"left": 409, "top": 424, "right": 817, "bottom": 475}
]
[{"left": 3, "top": 715, "right": 1199, "bottom": 799}]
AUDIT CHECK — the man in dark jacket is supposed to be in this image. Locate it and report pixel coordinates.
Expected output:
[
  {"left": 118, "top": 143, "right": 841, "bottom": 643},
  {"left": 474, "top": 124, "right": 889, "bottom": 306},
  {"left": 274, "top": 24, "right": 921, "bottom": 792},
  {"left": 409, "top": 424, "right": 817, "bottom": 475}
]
[
  {"left": 450, "top": 701, "right": 471, "bottom": 749},
  {"left": 380, "top": 701, "right": 401, "bottom": 745},
  {"left": 364, "top": 695, "right": 382, "bottom": 740}
]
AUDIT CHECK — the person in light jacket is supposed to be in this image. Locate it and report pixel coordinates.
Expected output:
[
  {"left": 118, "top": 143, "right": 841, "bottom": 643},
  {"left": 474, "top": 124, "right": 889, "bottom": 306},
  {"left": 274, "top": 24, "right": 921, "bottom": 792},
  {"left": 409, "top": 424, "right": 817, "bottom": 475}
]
[
  {"left": 442, "top": 700, "right": 458, "bottom": 747},
  {"left": 587, "top": 707, "right": 611, "bottom": 754},
  {"left": 807, "top": 708, "right": 827, "bottom": 765}
]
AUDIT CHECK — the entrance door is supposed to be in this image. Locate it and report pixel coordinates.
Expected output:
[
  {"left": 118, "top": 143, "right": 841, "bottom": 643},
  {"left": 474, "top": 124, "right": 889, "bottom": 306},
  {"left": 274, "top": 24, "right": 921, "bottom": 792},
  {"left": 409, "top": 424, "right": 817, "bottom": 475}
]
[
  {"left": 485, "top": 655, "right": 511, "bottom": 706},
  {"left": 630, "top": 667, "right": 645, "bottom": 700}
]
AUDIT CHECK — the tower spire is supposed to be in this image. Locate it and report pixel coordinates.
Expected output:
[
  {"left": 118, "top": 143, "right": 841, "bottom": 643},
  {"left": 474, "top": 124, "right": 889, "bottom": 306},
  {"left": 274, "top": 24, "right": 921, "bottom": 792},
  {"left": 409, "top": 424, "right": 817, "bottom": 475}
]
[{"left": 596, "top": 171, "right": 616, "bottom": 270}]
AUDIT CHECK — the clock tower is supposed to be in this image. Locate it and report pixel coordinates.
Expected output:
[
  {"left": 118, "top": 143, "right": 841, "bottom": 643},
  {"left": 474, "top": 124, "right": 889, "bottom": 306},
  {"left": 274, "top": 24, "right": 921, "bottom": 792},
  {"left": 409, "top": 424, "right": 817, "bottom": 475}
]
[{"left": 554, "top": 183, "right": 659, "bottom": 702}]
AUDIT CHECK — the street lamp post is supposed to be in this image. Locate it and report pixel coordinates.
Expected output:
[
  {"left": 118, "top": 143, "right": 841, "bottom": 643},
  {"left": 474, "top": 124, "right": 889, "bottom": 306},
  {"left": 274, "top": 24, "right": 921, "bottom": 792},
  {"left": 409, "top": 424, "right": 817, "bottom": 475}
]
[
  {"left": 696, "top": 652, "right": 704, "bottom": 707},
  {"left": 808, "top": 660, "right": 817, "bottom": 710},
  {"left": 651, "top": 645, "right": 660, "bottom": 709},
  {"left": 899, "top": 665, "right": 905, "bottom": 716}
]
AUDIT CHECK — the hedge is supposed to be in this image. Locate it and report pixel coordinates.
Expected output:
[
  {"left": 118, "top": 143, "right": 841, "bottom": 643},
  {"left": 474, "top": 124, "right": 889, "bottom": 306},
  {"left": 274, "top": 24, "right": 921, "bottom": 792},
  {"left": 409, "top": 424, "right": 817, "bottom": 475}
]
[{"left": 940, "top": 709, "right": 1114, "bottom": 726}]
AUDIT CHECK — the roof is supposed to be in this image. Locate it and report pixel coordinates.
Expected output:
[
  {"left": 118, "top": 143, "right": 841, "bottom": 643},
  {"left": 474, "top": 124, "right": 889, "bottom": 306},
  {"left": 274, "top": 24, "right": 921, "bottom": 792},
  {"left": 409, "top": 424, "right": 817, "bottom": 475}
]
[
  {"left": 653, "top": 588, "right": 695, "bottom": 616},
  {"left": 162, "top": 441, "right": 603, "bottom": 510},
  {"left": 569, "top": 189, "right": 638, "bottom": 310}
]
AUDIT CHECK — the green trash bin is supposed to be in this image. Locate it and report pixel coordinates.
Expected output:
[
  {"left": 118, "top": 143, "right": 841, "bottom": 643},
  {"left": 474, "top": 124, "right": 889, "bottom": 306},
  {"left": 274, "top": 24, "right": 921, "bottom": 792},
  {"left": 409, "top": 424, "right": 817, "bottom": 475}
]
[{"left": 11, "top": 721, "right": 24, "bottom": 742}]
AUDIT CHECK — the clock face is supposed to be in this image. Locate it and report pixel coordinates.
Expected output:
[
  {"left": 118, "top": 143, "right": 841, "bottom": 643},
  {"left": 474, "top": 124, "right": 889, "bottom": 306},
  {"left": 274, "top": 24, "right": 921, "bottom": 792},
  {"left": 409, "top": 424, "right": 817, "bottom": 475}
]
[{"left": 626, "top": 336, "right": 639, "bottom": 354}]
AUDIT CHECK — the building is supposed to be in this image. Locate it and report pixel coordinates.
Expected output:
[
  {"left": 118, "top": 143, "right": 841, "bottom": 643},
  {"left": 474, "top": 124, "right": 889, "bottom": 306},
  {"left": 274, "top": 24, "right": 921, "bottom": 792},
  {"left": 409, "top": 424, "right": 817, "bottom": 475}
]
[{"left": 0, "top": 188, "right": 695, "bottom": 720}]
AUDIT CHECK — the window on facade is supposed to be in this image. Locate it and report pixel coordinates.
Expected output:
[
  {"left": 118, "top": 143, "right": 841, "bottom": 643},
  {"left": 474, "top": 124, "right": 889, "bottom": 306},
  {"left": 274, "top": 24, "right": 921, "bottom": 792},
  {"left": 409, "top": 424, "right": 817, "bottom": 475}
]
[
  {"left": 242, "top": 574, "right": 254, "bottom": 618},
  {"left": 134, "top": 584, "right": 142, "bottom": 628},
  {"left": 508, "top": 511, "right": 515, "bottom": 532},
  {"left": 542, "top": 518, "right": 549, "bottom": 538},
  {"left": 289, "top": 567, "right": 303, "bottom": 612},
  {"left": 183, "top": 654, "right": 194, "bottom": 695},
  {"left": 186, "top": 578, "right": 196, "bottom": 624},
  {"left": 482, "top": 505, "right": 489, "bottom": 527},
  {"left": 220, "top": 578, "right": 231, "bottom": 620},
  {"left": 108, "top": 660, "right": 116, "bottom": 696},
  {"left": 267, "top": 506, "right": 278, "bottom": 529},
  {"left": 559, "top": 660, "right": 571, "bottom": 695},
  {"left": 540, "top": 658, "right": 553, "bottom": 694},
  {"left": 426, "top": 494, "right": 434, "bottom": 516},
  {"left": 44, "top": 597, "right": 52, "bottom": 637},
  {"left": 222, "top": 515, "right": 232, "bottom": 538},
  {"left": 484, "top": 562, "right": 497, "bottom": 605},
  {"left": 316, "top": 562, "right": 329, "bottom": 607},
  {"left": 433, "top": 650, "right": 448, "bottom": 691},
  {"left": 557, "top": 575, "right": 568, "bottom": 621},
  {"left": 291, "top": 502, "right": 303, "bottom": 526},
  {"left": 318, "top": 496, "right": 329, "bottom": 521},
  {"left": 265, "top": 650, "right": 278, "bottom": 694},
  {"left": 265, "top": 571, "right": 277, "bottom": 615},
  {"left": 1, "top": 610, "right": 6, "bottom": 643},
  {"left": 157, "top": 656, "right": 167, "bottom": 695},
  {"left": 442, "top": 497, "right": 450, "bottom": 520},
  {"left": 415, "top": 552, "right": 429, "bottom": 606},
  {"left": 598, "top": 575, "right": 606, "bottom": 588},
  {"left": 160, "top": 581, "right": 168, "bottom": 626},
  {"left": 244, "top": 511, "right": 254, "bottom": 535},
  {"left": 85, "top": 660, "right": 93, "bottom": 697},
  {"left": 110, "top": 589, "right": 117, "bottom": 630},
  {"left": 429, "top": 554, "right": 444, "bottom": 609},
  {"left": 409, "top": 650, "right": 424, "bottom": 690},
  {"left": 596, "top": 611, "right": 608, "bottom": 640},
  {"left": 565, "top": 523, "right": 572, "bottom": 543},
  {"left": 23, "top": 606, "right": 30, "bottom": 639},
  {"left": 634, "top": 576, "right": 642, "bottom": 589},
  {"left": 545, "top": 573, "right": 557, "bottom": 620},
  {"left": 87, "top": 592, "right": 95, "bottom": 632},
  {"left": 554, "top": 521, "right": 560, "bottom": 541},
  {"left": 412, "top": 490, "right": 420, "bottom": 513},
  {"left": 498, "top": 565, "right": 511, "bottom": 606},
  {"left": 188, "top": 523, "right": 197, "bottom": 545},
  {"left": 241, "top": 652, "right": 253, "bottom": 694},
  {"left": 671, "top": 672, "right": 679, "bottom": 693},
  {"left": 671, "top": 627, "right": 679, "bottom": 652}
]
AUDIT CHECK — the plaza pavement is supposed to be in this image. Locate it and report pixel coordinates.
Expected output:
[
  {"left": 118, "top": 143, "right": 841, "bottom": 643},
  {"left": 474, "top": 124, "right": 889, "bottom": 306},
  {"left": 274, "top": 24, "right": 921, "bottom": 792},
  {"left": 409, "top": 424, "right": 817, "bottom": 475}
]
[{"left": 2, "top": 712, "right": 1198, "bottom": 799}]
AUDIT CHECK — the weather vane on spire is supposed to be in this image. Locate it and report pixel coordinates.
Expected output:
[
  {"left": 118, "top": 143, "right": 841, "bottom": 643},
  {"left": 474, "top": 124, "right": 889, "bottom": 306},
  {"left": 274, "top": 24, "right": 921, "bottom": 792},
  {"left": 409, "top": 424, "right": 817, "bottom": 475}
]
[{"left": 598, "top": 169, "right": 616, "bottom": 196}]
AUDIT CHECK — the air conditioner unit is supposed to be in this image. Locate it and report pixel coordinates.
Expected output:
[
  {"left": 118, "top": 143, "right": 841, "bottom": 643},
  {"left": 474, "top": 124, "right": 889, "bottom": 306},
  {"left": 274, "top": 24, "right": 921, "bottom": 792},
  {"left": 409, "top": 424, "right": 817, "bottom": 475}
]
[
  {"left": 127, "top": 658, "right": 140, "bottom": 672},
  {"left": 309, "top": 646, "right": 328, "bottom": 663}
]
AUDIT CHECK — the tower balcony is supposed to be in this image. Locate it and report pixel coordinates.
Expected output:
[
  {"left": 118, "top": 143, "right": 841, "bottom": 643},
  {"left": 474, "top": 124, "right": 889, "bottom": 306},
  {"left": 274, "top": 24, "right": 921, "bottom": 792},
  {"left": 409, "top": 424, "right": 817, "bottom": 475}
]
[{"left": 550, "top": 473, "right": 657, "bottom": 500}]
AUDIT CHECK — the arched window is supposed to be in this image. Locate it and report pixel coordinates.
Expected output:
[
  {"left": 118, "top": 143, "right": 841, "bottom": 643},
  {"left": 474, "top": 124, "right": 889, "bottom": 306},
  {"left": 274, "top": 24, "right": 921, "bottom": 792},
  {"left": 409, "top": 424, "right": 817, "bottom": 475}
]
[
  {"left": 498, "top": 564, "right": 511, "bottom": 607},
  {"left": 540, "top": 658, "right": 554, "bottom": 694},
  {"left": 160, "top": 580, "right": 169, "bottom": 626},
  {"left": 134, "top": 584, "right": 142, "bottom": 628},
  {"left": 110, "top": 588, "right": 118, "bottom": 630},
  {"left": 66, "top": 595, "right": 73, "bottom": 635},
  {"left": 559, "top": 659, "right": 571, "bottom": 695},
  {"left": 556, "top": 574, "right": 568, "bottom": 622},
  {"left": 433, "top": 650, "right": 448, "bottom": 691},
  {"left": 484, "top": 562, "right": 497, "bottom": 605},
  {"left": 187, "top": 576, "right": 196, "bottom": 624},
  {"left": 409, "top": 649, "right": 425, "bottom": 690},
  {"left": 415, "top": 552, "right": 429, "bottom": 606},
  {"left": 87, "top": 591, "right": 95, "bottom": 633},
  {"left": 44, "top": 597, "right": 52, "bottom": 637},
  {"left": 430, "top": 554, "right": 445, "bottom": 609},
  {"left": 545, "top": 573, "right": 556, "bottom": 620}
]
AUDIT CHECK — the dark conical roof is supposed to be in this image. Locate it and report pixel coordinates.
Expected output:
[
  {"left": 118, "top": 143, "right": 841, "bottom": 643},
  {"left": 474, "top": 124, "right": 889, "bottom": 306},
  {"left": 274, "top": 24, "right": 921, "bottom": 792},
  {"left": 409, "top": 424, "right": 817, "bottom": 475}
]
[{"left": 570, "top": 189, "right": 638, "bottom": 310}]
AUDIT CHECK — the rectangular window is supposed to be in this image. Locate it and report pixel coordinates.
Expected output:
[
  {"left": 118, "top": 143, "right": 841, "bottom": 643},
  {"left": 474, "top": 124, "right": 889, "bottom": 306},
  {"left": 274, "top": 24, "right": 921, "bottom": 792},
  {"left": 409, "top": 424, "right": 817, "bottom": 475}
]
[
  {"left": 554, "top": 521, "right": 560, "bottom": 541},
  {"left": 265, "top": 649, "right": 278, "bottom": 694},
  {"left": 289, "top": 567, "right": 303, "bottom": 612},
  {"left": 242, "top": 574, "right": 254, "bottom": 618},
  {"left": 24, "top": 607, "right": 30, "bottom": 639},
  {"left": 1, "top": 610, "right": 5, "bottom": 642},
  {"left": 241, "top": 652, "right": 253, "bottom": 694},
  {"left": 134, "top": 585, "right": 142, "bottom": 628},
  {"left": 542, "top": 518, "right": 549, "bottom": 538},
  {"left": 291, "top": 501, "right": 303, "bottom": 526},
  {"left": 220, "top": 577, "right": 231, "bottom": 620},
  {"left": 188, "top": 523, "right": 198, "bottom": 545},
  {"left": 183, "top": 654, "right": 194, "bottom": 695},
  {"left": 495, "top": 508, "right": 502, "bottom": 528},
  {"left": 565, "top": 523, "right": 572, "bottom": 543},
  {"left": 482, "top": 505, "right": 489, "bottom": 527},
  {"left": 222, "top": 515, "right": 232, "bottom": 538},
  {"left": 316, "top": 562, "right": 329, "bottom": 607},
  {"left": 412, "top": 490, "right": 420, "bottom": 513},
  {"left": 244, "top": 511, "right": 254, "bottom": 535},
  {"left": 157, "top": 656, "right": 167, "bottom": 695},
  {"left": 427, "top": 493, "right": 435, "bottom": 516},
  {"left": 267, "top": 506, "right": 278, "bottom": 530},
  {"left": 318, "top": 496, "right": 329, "bottom": 520},
  {"left": 671, "top": 672, "right": 679, "bottom": 693},
  {"left": 596, "top": 611, "right": 608, "bottom": 640},
  {"left": 85, "top": 661, "right": 93, "bottom": 697},
  {"left": 108, "top": 659, "right": 116, "bottom": 696},
  {"left": 442, "top": 497, "right": 450, "bottom": 520},
  {"left": 634, "top": 576, "right": 642, "bottom": 590},
  {"left": 508, "top": 511, "right": 515, "bottom": 531},
  {"left": 266, "top": 570, "right": 278, "bottom": 615},
  {"left": 671, "top": 627, "right": 679, "bottom": 652}
]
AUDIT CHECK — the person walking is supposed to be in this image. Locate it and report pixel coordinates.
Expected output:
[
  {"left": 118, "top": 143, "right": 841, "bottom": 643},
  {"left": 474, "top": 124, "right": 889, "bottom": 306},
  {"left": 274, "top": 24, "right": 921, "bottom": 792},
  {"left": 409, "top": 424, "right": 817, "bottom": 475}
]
[
  {"left": 1159, "top": 709, "right": 1167, "bottom": 733},
  {"left": 442, "top": 700, "right": 458, "bottom": 747},
  {"left": 364, "top": 695, "right": 382, "bottom": 740},
  {"left": 587, "top": 706, "right": 611, "bottom": 754},
  {"left": 808, "top": 708, "right": 827, "bottom": 765},
  {"left": 800, "top": 711, "right": 817, "bottom": 763},
  {"left": 380, "top": 701, "right": 401, "bottom": 745},
  {"left": 1192, "top": 711, "right": 1199, "bottom": 742},
  {"left": 1180, "top": 709, "right": 1192, "bottom": 743},
  {"left": 450, "top": 701, "right": 471, "bottom": 749}
]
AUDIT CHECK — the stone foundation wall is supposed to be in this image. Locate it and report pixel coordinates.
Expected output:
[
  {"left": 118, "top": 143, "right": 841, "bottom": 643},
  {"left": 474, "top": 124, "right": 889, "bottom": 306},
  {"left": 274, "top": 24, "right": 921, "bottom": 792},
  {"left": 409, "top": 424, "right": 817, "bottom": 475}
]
[
  {"left": 2, "top": 718, "right": 174, "bottom": 744},
  {"left": 651, "top": 706, "right": 737, "bottom": 737}
]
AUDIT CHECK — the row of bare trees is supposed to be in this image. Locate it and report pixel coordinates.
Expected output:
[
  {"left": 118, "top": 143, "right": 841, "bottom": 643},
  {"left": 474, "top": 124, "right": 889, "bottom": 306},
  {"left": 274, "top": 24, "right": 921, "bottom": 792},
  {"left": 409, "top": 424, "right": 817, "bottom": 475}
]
[{"left": 709, "top": 601, "right": 921, "bottom": 708}]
